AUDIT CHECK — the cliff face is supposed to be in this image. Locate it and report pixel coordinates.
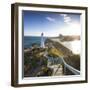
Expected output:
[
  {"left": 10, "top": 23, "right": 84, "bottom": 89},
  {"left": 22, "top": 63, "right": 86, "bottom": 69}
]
[
  {"left": 64, "top": 55, "right": 80, "bottom": 70},
  {"left": 45, "top": 38, "right": 80, "bottom": 71},
  {"left": 24, "top": 36, "right": 80, "bottom": 77},
  {"left": 59, "top": 35, "right": 80, "bottom": 42}
]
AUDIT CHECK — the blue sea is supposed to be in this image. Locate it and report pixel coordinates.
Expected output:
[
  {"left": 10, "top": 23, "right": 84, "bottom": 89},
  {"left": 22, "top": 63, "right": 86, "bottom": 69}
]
[{"left": 24, "top": 36, "right": 46, "bottom": 48}]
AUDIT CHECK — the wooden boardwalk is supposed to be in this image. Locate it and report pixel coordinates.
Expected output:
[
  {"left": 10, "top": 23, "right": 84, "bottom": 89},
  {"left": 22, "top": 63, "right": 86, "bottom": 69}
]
[{"left": 48, "top": 64, "right": 63, "bottom": 76}]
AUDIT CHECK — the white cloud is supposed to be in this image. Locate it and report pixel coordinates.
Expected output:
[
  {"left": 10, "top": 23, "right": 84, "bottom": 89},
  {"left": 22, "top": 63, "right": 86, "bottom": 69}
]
[
  {"left": 61, "top": 14, "right": 67, "bottom": 17},
  {"left": 46, "top": 17, "right": 55, "bottom": 22},
  {"left": 58, "top": 22, "right": 81, "bottom": 35},
  {"left": 60, "top": 14, "right": 71, "bottom": 24}
]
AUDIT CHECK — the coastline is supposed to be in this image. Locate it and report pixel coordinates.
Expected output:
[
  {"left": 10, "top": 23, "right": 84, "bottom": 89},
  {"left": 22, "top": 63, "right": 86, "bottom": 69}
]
[{"left": 24, "top": 36, "right": 80, "bottom": 77}]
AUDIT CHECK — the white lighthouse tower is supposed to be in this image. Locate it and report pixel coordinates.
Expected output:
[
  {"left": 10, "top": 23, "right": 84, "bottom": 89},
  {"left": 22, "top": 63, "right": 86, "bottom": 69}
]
[{"left": 41, "top": 32, "right": 45, "bottom": 48}]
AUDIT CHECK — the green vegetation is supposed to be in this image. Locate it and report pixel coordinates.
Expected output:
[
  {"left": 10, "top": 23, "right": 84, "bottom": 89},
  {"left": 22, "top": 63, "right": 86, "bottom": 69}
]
[
  {"left": 24, "top": 38, "right": 80, "bottom": 77},
  {"left": 24, "top": 53, "right": 30, "bottom": 65},
  {"left": 24, "top": 47, "right": 49, "bottom": 77},
  {"left": 48, "top": 48, "right": 63, "bottom": 57},
  {"left": 64, "top": 54, "right": 80, "bottom": 70},
  {"left": 37, "top": 67, "right": 53, "bottom": 76}
]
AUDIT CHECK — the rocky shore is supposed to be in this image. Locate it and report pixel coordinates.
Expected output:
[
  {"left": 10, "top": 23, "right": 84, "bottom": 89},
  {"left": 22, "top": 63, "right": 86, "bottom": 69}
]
[
  {"left": 24, "top": 37, "right": 80, "bottom": 77},
  {"left": 45, "top": 38, "right": 80, "bottom": 71},
  {"left": 45, "top": 38, "right": 73, "bottom": 57}
]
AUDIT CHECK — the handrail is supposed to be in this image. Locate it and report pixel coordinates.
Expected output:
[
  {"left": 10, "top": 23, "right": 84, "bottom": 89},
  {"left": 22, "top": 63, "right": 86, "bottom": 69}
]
[
  {"left": 60, "top": 57, "right": 80, "bottom": 75},
  {"left": 45, "top": 50, "right": 80, "bottom": 75}
]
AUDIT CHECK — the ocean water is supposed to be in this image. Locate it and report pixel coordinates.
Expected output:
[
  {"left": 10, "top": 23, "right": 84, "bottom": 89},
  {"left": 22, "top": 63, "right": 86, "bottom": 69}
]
[
  {"left": 49, "top": 38, "right": 81, "bottom": 54},
  {"left": 24, "top": 36, "right": 46, "bottom": 48},
  {"left": 62, "top": 40, "right": 81, "bottom": 54}
]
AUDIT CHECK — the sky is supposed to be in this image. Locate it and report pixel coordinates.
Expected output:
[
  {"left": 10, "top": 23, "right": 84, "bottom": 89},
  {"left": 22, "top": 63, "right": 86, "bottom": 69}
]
[{"left": 23, "top": 10, "right": 81, "bottom": 37}]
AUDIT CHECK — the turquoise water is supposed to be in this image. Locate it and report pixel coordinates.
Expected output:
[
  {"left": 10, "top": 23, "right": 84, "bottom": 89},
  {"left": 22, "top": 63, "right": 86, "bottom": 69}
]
[{"left": 24, "top": 36, "right": 46, "bottom": 48}]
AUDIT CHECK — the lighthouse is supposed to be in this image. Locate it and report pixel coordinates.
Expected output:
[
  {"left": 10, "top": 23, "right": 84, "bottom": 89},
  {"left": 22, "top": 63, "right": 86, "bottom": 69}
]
[{"left": 41, "top": 32, "right": 45, "bottom": 48}]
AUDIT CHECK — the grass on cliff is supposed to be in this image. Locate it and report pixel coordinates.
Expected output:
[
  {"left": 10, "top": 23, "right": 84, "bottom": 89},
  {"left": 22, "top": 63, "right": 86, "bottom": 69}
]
[
  {"left": 64, "top": 54, "right": 80, "bottom": 70},
  {"left": 48, "top": 48, "right": 63, "bottom": 57}
]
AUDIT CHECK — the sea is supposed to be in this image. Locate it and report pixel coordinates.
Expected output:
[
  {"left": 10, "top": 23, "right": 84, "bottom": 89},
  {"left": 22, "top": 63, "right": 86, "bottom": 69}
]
[
  {"left": 49, "top": 38, "right": 81, "bottom": 54},
  {"left": 24, "top": 36, "right": 80, "bottom": 54},
  {"left": 24, "top": 36, "right": 46, "bottom": 48},
  {"left": 61, "top": 40, "right": 81, "bottom": 54}
]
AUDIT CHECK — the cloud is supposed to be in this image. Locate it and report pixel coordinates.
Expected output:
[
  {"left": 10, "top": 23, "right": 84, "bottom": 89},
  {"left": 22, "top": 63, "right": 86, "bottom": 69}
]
[
  {"left": 46, "top": 17, "right": 55, "bottom": 22},
  {"left": 60, "top": 14, "right": 71, "bottom": 24}
]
